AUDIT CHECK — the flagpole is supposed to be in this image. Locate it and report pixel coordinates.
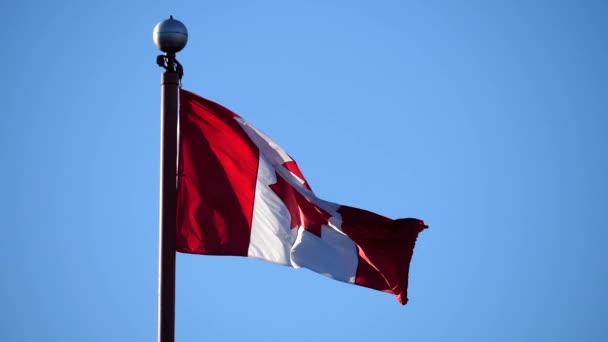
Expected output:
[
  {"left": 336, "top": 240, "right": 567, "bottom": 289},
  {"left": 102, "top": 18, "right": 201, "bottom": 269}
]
[{"left": 153, "top": 16, "right": 188, "bottom": 342}]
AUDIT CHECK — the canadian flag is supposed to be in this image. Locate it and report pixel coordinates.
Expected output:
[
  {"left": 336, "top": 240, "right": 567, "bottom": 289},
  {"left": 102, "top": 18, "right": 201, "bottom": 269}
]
[{"left": 177, "top": 88, "right": 427, "bottom": 304}]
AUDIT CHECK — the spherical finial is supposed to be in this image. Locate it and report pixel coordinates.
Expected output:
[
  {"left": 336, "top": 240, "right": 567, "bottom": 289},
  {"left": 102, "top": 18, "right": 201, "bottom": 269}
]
[{"left": 153, "top": 16, "right": 188, "bottom": 53}]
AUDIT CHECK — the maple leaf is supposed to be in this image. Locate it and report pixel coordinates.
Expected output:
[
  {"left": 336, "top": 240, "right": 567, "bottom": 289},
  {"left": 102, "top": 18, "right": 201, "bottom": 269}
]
[
  {"left": 282, "top": 160, "right": 312, "bottom": 190},
  {"left": 269, "top": 171, "right": 330, "bottom": 238}
]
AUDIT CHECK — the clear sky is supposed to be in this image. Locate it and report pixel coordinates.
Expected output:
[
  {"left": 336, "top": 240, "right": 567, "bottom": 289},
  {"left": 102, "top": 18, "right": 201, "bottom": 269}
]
[{"left": 2, "top": 0, "right": 607, "bottom": 341}]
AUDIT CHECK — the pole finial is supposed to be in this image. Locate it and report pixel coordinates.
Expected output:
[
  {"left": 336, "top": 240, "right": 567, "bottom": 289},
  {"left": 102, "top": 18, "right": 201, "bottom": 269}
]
[{"left": 153, "top": 17, "right": 188, "bottom": 53}]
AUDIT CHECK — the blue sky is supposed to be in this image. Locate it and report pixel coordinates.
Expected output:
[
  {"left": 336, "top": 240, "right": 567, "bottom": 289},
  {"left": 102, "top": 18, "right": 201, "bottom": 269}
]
[{"left": 2, "top": 0, "right": 607, "bottom": 341}]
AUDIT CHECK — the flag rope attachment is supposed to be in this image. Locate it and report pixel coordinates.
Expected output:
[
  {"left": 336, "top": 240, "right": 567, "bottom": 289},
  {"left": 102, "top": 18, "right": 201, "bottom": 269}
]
[{"left": 157, "top": 54, "right": 184, "bottom": 85}]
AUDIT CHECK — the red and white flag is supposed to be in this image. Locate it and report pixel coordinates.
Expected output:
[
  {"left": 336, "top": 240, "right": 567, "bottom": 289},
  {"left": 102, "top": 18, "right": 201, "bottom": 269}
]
[{"left": 177, "top": 88, "right": 427, "bottom": 304}]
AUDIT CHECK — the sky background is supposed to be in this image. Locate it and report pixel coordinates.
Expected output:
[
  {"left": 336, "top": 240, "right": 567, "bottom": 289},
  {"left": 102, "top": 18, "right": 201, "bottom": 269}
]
[{"left": 1, "top": 0, "right": 607, "bottom": 341}]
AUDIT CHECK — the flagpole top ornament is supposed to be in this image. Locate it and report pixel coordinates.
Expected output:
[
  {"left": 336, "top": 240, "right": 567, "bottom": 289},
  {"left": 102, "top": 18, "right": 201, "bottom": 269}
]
[{"left": 153, "top": 16, "right": 188, "bottom": 53}]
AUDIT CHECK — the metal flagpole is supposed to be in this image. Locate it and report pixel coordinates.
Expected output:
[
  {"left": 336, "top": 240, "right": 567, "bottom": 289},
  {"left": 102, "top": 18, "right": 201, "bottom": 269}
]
[{"left": 153, "top": 16, "right": 188, "bottom": 342}]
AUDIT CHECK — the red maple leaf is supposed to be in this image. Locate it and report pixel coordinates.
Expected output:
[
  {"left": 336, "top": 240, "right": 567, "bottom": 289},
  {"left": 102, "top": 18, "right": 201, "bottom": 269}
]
[{"left": 269, "top": 171, "right": 331, "bottom": 238}]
